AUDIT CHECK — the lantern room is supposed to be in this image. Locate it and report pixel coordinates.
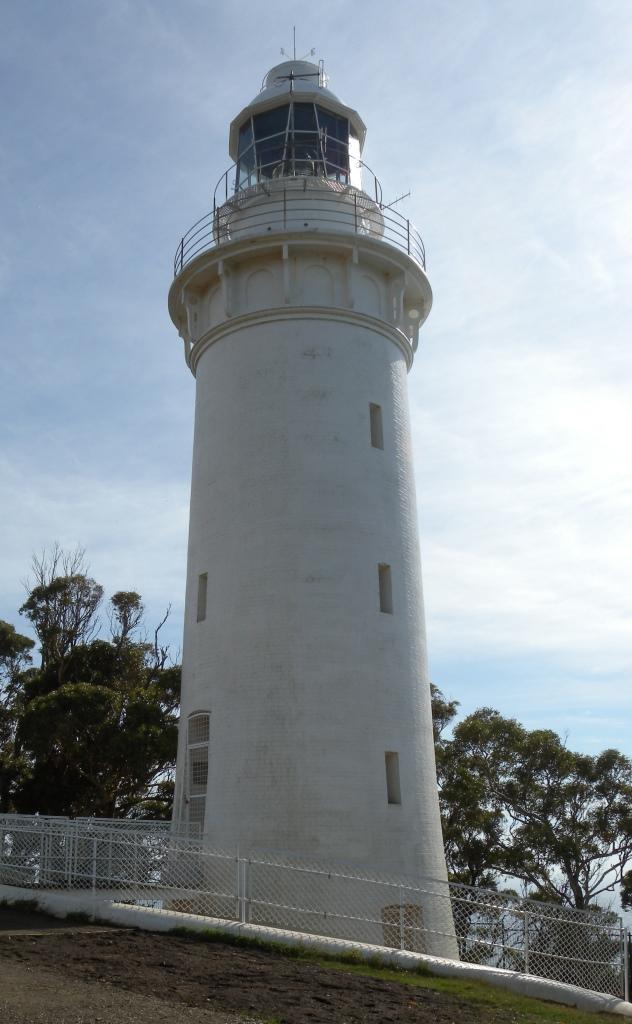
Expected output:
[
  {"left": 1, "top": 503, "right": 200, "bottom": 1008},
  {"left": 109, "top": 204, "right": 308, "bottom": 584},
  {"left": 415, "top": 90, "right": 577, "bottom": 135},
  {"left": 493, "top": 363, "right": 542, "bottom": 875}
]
[{"left": 227, "top": 60, "right": 367, "bottom": 194}]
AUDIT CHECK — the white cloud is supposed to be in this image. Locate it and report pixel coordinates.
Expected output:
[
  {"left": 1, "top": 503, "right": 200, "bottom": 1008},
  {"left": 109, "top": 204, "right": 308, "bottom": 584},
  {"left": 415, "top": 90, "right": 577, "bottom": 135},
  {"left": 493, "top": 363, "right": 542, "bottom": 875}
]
[
  {"left": 0, "top": 455, "right": 189, "bottom": 650},
  {"left": 415, "top": 343, "right": 632, "bottom": 674},
  {"left": 399, "top": 32, "right": 632, "bottom": 723}
]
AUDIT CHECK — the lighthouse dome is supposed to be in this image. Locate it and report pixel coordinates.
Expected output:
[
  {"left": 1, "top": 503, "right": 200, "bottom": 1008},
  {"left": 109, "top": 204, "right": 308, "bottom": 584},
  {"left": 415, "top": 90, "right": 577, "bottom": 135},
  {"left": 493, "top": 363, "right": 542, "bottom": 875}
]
[
  {"left": 228, "top": 59, "right": 366, "bottom": 162},
  {"left": 254, "top": 60, "right": 341, "bottom": 105}
]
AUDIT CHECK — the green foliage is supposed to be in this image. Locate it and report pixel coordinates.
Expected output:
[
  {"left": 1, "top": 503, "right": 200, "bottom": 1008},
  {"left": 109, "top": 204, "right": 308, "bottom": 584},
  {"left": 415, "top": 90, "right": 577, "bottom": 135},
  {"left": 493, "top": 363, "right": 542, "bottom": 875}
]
[
  {"left": 430, "top": 682, "right": 459, "bottom": 745},
  {"left": 432, "top": 695, "right": 632, "bottom": 910},
  {"left": 0, "top": 620, "right": 35, "bottom": 812},
  {"left": 110, "top": 591, "right": 144, "bottom": 647},
  {"left": 15, "top": 675, "right": 178, "bottom": 817},
  {"left": 0, "top": 620, "right": 35, "bottom": 679},
  {"left": 431, "top": 689, "right": 504, "bottom": 888},
  {"left": 620, "top": 869, "right": 632, "bottom": 910},
  {"left": 169, "top": 925, "right": 307, "bottom": 959},
  {"left": 0, "top": 549, "right": 179, "bottom": 819},
  {"left": 20, "top": 574, "right": 103, "bottom": 679}
]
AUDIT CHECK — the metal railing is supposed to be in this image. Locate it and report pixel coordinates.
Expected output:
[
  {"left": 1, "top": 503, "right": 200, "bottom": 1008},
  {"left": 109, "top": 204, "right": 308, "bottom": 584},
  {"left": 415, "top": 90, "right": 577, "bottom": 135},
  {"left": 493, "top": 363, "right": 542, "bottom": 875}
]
[
  {"left": 173, "top": 184, "right": 426, "bottom": 277},
  {"left": 0, "top": 814, "right": 626, "bottom": 1000}
]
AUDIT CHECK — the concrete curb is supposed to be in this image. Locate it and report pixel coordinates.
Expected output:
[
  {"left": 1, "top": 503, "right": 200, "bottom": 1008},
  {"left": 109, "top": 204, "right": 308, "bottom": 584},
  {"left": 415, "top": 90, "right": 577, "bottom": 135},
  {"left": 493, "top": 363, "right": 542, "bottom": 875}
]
[{"left": 1, "top": 884, "right": 630, "bottom": 1017}]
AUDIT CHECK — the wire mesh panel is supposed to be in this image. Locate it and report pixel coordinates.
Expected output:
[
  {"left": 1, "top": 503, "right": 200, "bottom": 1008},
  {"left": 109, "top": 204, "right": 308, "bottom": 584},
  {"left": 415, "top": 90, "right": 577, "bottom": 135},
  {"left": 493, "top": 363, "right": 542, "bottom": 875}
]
[
  {"left": 244, "top": 851, "right": 624, "bottom": 995},
  {"left": 0, "top": 825, "right": 42, "bottom": 886},
  {"left": 0, "top": 816, "right": 237, "bottom": 920},
  {"left": 447, "top": 882, "right": 625, "bottom": 996},
  {"left": 247, "top": 853, "right": 455, "bottom": 959},
  {"left": 158, "top": 839, "right": 238, "bottom": 921},
  {"left": 248, "top": 854, "right": 392, "bottom": 944}
]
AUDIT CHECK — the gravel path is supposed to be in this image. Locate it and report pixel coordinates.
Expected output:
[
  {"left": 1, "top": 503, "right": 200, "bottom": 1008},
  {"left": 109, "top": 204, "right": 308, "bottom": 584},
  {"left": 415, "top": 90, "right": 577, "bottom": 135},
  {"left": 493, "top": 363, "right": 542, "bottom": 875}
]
[{"left": 0, "top": 958, "right": 250, "bottom": 1024}]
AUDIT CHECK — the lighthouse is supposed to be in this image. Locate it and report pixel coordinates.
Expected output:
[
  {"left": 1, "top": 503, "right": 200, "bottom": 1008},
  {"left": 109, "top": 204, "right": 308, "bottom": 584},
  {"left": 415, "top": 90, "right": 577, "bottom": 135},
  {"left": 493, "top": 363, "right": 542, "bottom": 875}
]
[{"left": 168, "top": 58, "right": 455, "bottom": 956}]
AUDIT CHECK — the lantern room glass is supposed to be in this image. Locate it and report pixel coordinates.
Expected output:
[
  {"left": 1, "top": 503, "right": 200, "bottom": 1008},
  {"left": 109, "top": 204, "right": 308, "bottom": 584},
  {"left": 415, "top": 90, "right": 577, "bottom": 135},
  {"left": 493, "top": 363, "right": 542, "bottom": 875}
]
[{"left": 235, "top": 102, "right": 362, "bottom": 191}]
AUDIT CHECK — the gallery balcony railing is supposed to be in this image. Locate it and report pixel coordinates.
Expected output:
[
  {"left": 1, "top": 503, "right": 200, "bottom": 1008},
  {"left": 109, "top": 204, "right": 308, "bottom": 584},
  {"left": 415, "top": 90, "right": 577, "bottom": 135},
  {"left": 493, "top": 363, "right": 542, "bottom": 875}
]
[
  {"left": 173, "top": 186, "right": 426, "bottom": 277},
  {"left": 173, "top": 131, "right": 426, "bottom": 276}
]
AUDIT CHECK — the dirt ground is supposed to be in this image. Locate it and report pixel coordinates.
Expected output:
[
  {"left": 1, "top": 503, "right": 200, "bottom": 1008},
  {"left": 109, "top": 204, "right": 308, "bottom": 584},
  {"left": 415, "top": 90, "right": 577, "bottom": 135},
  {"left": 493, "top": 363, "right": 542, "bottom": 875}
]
[{"left": 0, "top": 905, "right": 555, "bottom": 1024}]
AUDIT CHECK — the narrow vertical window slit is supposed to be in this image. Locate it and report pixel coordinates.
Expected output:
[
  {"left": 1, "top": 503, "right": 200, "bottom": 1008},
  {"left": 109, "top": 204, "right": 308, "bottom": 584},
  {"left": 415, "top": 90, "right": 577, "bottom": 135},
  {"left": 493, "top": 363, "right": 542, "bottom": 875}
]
[
  {"left": 197, "top": 572, "right": 208, "bottom": 622},
  {"left": 378, "top": 563, "right": 393, "bottom": 614},
  {"left": 385, "top": 752, "right": 401, "bottom": 805},
  {"left": 369, "top": 403, "right": 384, "bottom": 449}
]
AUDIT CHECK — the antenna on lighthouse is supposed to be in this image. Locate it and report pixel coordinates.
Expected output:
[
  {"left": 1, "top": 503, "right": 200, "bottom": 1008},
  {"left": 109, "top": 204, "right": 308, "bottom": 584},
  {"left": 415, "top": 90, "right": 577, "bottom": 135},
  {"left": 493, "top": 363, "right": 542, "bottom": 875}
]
[
  {"left": 382, "top": 190, "right": 412, "bottom": 211},
  {"left": 280, "top": 27, "right": 316, "bottom": 63}
]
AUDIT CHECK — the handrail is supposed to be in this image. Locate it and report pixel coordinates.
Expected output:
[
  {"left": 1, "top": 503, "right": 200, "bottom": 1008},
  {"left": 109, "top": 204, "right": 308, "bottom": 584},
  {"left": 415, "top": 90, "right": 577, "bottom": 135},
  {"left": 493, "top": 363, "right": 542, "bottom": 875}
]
[{"left": 173, "top": 183, "right": 426, "bottom": 276}]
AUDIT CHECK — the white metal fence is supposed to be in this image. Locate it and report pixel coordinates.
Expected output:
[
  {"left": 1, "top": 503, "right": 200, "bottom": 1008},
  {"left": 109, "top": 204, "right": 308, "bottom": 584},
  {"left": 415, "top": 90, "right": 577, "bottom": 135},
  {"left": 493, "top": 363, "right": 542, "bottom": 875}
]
[{"left": 0, "top": 814, "right": 627, "bottom": 1000}]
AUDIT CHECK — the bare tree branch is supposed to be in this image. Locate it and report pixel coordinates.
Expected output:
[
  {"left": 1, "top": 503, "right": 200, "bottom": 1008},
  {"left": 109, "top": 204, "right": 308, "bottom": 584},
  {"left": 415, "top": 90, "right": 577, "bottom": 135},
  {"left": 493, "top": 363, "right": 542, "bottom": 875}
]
[{"left": 153, "top": 604, "right": 172, "bottom": 671}]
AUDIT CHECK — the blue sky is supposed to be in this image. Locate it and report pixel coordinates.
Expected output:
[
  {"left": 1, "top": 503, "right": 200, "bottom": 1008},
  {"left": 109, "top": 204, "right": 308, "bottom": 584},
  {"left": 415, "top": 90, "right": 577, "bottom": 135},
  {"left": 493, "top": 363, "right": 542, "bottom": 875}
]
[{"left": 1, "top": 0, "right": 630, "bottom": 757}]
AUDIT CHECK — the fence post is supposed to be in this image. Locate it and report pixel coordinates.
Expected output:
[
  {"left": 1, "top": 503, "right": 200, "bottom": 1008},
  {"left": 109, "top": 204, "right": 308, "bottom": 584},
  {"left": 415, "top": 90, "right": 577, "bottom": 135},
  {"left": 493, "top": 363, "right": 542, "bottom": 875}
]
[
  {"left": 242, "top": 859, "right": 251, "bottom": 925},
  {"left": 91, "top": 837, "right": 97, "bottom": 893},
  {"left": 399, "top": 886, "right": 404, "bottom": 950},
  {"left": 65, "top": 832, "right": 72, "bottom": 888},
  {"left": 44, "top": 831, "right": 51, "bottom": 886},
  {"left": 624, "top": 928, "right": 630, "bottom": 1003},
  {"left": 236, "top": 855, "right": 243, "bottom": 923},
  {"left": 524, "top": 909, "right": 530, "bottom": 975}
]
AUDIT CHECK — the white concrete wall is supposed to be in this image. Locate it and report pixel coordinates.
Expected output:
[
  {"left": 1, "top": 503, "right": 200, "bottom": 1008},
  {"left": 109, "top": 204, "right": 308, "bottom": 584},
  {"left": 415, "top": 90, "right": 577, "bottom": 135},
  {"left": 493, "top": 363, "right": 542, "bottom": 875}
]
[{"left": 170, "top": 231, "right": 455, "bottom": 956}]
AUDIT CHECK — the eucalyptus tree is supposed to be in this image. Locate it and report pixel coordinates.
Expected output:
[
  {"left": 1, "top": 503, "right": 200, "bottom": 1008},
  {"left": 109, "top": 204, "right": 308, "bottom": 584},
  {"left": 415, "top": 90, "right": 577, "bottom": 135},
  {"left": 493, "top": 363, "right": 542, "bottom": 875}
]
[
  {"left": 0, "top": 548, "right": 180, "bottom": 819},
  {"left": 435, "top": 703, "right": 632, "bottom": 910}
]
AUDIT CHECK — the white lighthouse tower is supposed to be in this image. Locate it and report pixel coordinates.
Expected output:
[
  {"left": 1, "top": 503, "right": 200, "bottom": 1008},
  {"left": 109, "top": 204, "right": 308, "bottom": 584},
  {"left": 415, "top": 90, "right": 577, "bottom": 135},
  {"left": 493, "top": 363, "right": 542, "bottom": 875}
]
[{"left": 169, "top": 59, "right": 455, "bottom": 956}]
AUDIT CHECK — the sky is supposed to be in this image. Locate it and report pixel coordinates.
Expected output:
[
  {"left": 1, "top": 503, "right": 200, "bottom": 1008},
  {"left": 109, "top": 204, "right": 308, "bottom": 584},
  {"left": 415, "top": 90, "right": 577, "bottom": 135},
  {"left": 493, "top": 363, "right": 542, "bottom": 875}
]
[{"left": 0, "top": 0, "right": 630, "bottom": 758}]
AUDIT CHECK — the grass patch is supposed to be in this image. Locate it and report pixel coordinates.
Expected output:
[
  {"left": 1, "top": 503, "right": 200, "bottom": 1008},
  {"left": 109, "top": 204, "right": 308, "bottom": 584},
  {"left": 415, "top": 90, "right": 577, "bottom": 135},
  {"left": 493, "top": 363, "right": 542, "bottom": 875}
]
[
  {"left": 169, "top": 925, "right": 306, "bottom": 959},
  {"left": 317, "top": 959, "right": 623, "bottom": 1022},
  {"left": 169, "top": 926, "right": 397, "bottom": 971},
  {"left": 167, "top": 926, "right": 622, "bottom": 1023}
]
